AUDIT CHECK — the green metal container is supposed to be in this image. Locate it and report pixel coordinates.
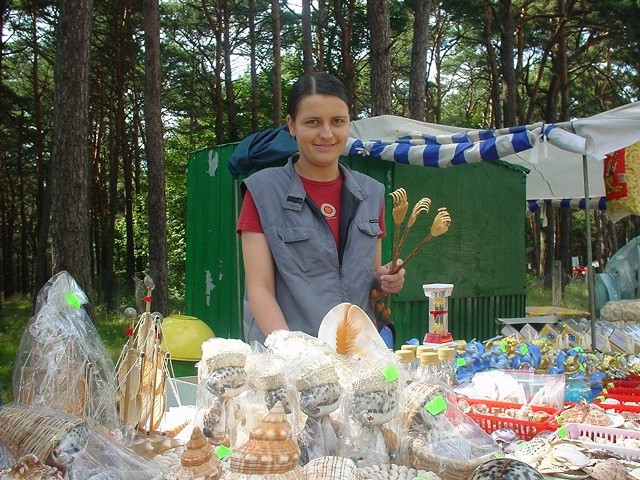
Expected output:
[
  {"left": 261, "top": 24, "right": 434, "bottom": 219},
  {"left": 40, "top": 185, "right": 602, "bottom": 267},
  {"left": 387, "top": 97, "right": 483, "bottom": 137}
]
[{"left": 185, "top": 144, "right": 527, "bottom": 347}]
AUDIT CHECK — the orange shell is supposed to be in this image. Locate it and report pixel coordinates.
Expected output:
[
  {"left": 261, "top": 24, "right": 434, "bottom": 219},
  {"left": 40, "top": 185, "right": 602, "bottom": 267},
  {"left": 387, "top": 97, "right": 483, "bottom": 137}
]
[
  {"left": 228, "top": 402, "right": 299, "bottom": 475},
  {"left": 174, "top": 426, "right": 221, "bottom": 480}
]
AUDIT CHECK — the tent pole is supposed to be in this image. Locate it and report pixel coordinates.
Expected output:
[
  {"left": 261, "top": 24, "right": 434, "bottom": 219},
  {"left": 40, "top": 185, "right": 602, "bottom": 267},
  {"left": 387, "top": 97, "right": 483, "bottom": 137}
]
[{"left": 583, "top": 154, "right": 597, "bottom": 350}]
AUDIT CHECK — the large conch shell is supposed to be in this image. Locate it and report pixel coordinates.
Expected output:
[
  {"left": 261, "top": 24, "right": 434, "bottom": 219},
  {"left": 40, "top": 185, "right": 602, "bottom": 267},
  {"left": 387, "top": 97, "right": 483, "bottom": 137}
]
[
  {"left": 317, "top": 303, "right": 387, "bottom": 358},
  {"left": 222, "top": 402, "right": 303, "bottom": 479},
  {"left": 302, "top": 456, "right": 365, "bottom": 479},
  {"left": 0, "top": 454, "right": 65, "bottom": 479},
  {"left": 173, "top": 426, "right": 221, "bottom": 480}
]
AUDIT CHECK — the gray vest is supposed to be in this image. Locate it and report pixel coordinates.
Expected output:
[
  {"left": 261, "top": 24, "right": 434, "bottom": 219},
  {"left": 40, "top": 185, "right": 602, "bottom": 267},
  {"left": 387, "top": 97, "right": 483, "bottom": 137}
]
[{"left": 242, "top": 157, "right": 384, "bottom": 344}]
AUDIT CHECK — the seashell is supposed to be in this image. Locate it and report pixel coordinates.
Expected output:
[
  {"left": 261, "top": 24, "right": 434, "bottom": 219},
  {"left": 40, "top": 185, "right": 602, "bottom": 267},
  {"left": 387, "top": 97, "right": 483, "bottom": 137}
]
[
  {"left": 587, "top": 458, "right": 628, "bottom": 480},
  {"left": 164, "top": 418, "right": 191, "bottom": 438},
  {"left": 514, "top": 437, "right": 551, "bottom": 466},
  {"left": 468, "top": 458, "right": 544, "bottom": 480},
  {"left": 303, "top": 456, "right": 365, "bottom": 479},
  {"left": 0, "top": 454, "right": 65, "bottom": 479},
  {"left": 550, "top": 443, "right": 591, "bottom": 468},
  {"left": 317, "top": 303, "right": 387, "bottom": 358},
  {"left": 226, "top": 402, "right": 302, "bottom": 476},
  {"left": 174, "top": 426, "right": 221, "bottom": 480},
  {"left": 560, "top": 404, "right": 588, "bottom": 424},
  {"left": 582, "top": 408, "right": 611, "bottom": 426},
  {"left": 358, "top": 462, "right": 441, "bottom": 479}
]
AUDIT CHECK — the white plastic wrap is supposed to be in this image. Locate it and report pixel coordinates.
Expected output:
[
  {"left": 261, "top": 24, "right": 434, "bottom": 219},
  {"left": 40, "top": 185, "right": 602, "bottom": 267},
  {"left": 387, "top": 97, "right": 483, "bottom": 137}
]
[
  {"left": 601, "top": 299, "right": 640, "bottom": 323},
  {"left": 341, "top": 350, "right": 401, "bottom": 467},
  {"left": 12, "top": 271, "right": 118, "bottom": 430}
]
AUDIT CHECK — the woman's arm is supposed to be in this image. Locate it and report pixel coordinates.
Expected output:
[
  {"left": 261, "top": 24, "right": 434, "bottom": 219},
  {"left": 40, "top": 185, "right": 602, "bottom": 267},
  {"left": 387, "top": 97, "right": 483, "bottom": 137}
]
[
  {"left": 241, "top": 231, "right": 289, "bottom": 336},
  {"left": 373, "top": 238, "right": 406, "bottom": 294}
]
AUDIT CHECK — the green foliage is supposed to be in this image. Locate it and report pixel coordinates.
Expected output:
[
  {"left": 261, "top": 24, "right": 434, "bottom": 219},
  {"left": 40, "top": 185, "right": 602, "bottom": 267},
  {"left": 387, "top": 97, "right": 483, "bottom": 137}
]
[{"left": 526, "top": 274, "right": 590, "bottom": 312}]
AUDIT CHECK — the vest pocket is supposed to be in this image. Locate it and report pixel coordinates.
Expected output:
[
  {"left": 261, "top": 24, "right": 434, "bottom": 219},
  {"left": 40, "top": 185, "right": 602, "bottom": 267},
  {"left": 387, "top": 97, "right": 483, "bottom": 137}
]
[{"left": 274, "top": 226, "right": 328, "bottom": 273}]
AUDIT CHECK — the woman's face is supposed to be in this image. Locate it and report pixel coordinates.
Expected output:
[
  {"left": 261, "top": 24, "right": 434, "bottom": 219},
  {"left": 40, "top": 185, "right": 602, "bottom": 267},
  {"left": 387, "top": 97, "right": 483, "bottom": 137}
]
[{"left": 287, "top": 94, "right": 350, "bottom": 174}]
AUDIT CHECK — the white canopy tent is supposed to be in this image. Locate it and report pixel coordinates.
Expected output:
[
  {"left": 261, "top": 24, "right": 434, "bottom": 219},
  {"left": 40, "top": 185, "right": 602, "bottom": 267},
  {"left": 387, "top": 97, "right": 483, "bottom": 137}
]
[
  {"left": 348, "top": 101, "right": 640, "bottom": 348},
  {"left": 349, "top": 102, "right": 640, "bottom": 202}
]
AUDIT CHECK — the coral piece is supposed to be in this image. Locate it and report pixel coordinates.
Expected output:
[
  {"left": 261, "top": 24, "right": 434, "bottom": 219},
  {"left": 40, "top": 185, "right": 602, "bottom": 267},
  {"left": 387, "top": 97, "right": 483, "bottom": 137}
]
[{"left": 174, "top": 426, "right": 221, "bottom": 480}]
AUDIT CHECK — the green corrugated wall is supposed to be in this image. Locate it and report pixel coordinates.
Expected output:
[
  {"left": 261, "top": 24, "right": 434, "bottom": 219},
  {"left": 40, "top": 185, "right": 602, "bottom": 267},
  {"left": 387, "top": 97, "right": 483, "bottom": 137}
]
[{"left": 185, "top": 144, "right": 527, "bottom": 346}]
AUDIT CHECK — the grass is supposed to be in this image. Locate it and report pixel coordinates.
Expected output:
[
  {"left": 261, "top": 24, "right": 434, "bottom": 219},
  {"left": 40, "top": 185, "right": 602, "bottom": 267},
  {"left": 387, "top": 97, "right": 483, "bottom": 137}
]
[
  {"left": 0, "top": 275, "right": 590, "bottom": 405},
  {"left": 525, "top": 274, "right": 590, "bottom": 312}
]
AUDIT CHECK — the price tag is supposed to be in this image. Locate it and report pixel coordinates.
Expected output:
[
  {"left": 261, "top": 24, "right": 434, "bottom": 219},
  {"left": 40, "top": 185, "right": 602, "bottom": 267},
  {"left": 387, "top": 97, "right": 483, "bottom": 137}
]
[
  {"left": 596, "top": 396, "right": 605, "bottom": 402},
  {"left": 456, "top": 358, "right": 466, "bottom": 367},
  {"left": 601, "top": 388, "right": 608, "bottom": 394},
  {"left": 557, "top": 426, "right": 567, "bottom": 438},
  {"left": 382, "top": 364, "right": 399, "bottom": 382},
  {"left": 500, "top": 339, "right": 507, "bottom": 353},
  {"left": 424, "top": 395, "right": 447, "bottom": 415},
  {"left": 66, "top": 291, "right": 81, "bottom": 309},
  {"left": 519, "top": 344, "right": 529, "bottom": 355},
  {"left": 215, "top": 445, "right": 233, "bottom": 460},
  {"left": 556, "top": 416, "right": 563, "bottom": 425}
]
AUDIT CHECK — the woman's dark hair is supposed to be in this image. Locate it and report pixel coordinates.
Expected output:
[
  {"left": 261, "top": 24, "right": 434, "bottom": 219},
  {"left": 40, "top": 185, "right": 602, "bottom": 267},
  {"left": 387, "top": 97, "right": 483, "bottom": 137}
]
[{"left": 287, "top": 72, "right": 350, "bottom": 119}]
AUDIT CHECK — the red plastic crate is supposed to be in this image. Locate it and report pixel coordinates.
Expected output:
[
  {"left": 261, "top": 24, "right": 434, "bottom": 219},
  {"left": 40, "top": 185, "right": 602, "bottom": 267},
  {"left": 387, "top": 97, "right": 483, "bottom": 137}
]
[
  {"left": 595, "top": 393, "right": 640, "bottom": 413},
  {"left": 606, "top": 387, "right": 640, "bottom": 396},
  {"left": 457, "top": 397, "right": 560, "bottom": 441},
  {"left": 603, "top": 379, "right": 640, "bottom": 389}
]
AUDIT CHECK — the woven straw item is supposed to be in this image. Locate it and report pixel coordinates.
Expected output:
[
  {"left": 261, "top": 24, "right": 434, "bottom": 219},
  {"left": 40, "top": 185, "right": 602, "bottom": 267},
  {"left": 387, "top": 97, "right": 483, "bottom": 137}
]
[
  {"left": 400, "top": 381, "right": 447, "bottom": 430},
  {"left": 0, "top": 404, "right": 85, "bottom": 462},
  {"left": 354, "top": 369, "right": 397, "bottom": 395},
  {"left": 296, "top": 361, "right": 339, "bottom": 391},
  {"left": 205, "top": 352, "right": 246, "bottom": 370}
]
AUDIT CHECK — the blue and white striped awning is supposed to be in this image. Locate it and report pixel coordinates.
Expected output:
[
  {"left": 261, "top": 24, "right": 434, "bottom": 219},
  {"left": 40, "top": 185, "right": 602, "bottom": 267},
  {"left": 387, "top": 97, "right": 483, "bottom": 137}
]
[
  {"left": 343, "top": 124, "right": 581, "bottom": 168},
  {"left": 526, "top": 197, "right": 607, "bottom": 217}
]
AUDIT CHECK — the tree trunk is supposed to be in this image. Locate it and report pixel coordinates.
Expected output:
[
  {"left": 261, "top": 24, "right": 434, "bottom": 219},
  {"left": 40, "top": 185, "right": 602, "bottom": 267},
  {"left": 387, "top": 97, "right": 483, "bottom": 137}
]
[
  {"left": 315, "top": 0, "right": 325, "bottom": 72},
  {"left": 335, "top": 0, "right": 357, "bottom": 117},
  {"left": 367, "top": 0, "right": 392, "bottom": 116},
  {"left": 542, "top": 207, "right": 555, "bottom": 287},
  {"left": 143, "top": 0, "right": 168, "bottom": 315},
  {"left": 272, "top": 0, "right": 282, "bottom": 126},
  {"left": 408, "top": 0, "right": 432, "bottom": 121},
  {"left": 249, "top": 0, "right": 259, "bottom": 131},
  {"left": 499, "top": 0, "right": 516, "bottom": 126},
  {"left": 301, "top": 0, "right": 313, "bottom": 73},
  {"left": 50, "top": 0, "right": 94, "bottom": 314},
  {"left": 559, "top": 207, "right": 571, "bottom": 287},
  {"left": 222, "top": 0, "right": 237, "bottom": 142},
  {"left": 482, "top": 0, "right": 502, "bottom": 128}
]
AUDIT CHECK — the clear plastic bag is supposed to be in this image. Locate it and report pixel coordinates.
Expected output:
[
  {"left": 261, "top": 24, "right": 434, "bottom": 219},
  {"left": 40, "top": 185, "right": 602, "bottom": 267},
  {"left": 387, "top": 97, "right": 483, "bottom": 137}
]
[{"left": 12, "top": 271, "right": 118, "bottom": 430}]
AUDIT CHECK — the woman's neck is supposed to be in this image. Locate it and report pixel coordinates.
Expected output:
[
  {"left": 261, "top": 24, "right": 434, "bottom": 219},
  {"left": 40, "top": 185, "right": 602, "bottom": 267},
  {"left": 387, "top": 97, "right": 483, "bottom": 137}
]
[{"left": 294, "top": 158, "right": 340, "bottom": 182}]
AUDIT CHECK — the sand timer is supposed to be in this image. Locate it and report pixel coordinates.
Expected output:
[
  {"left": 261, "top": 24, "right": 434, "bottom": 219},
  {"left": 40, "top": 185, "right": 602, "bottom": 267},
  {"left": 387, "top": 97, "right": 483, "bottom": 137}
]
[{"left": 423, "top": 283, "right": 454, "bottom": 344}]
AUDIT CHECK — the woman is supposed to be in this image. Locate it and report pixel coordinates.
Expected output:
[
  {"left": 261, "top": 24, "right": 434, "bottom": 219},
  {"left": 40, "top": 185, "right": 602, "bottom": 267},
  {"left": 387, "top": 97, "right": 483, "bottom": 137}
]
[{"left": 237, "top": 72, "right": 405, "bottom": 344}]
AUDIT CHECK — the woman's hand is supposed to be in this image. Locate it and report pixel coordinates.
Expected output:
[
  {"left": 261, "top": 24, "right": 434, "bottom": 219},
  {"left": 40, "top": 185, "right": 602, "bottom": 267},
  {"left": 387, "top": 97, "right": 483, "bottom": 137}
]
[{"left": 375, "top": 259, "right": 405, "bottom": 294}]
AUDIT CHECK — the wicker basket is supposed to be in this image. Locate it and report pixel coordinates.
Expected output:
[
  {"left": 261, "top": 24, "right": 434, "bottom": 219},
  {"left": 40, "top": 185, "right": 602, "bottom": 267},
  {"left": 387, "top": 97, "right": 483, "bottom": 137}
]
[{"left": 0, "top": 404, "right": 86, "bottom": 462}]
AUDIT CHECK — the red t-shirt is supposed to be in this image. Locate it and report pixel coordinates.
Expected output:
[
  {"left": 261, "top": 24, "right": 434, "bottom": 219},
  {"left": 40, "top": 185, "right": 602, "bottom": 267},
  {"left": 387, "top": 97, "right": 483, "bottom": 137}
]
[{"left": 237, "top": 175, "right": 386, "bottom": 248}]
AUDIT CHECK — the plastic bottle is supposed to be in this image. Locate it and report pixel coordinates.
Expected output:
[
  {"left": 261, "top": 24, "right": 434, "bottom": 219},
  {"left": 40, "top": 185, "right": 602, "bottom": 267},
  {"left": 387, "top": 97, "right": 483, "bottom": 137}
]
[
  {"left": 395, "top": 349, "right": 416, "bottom": 382},
  {"left": 401, "top": 344, "right": 419, "bottom": 369},
  {"left": 417, "top": 352, "right": 441, "bottom": 383},
  {"left": 437, "top": 347, "right": 457, "bottom": 387}
]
